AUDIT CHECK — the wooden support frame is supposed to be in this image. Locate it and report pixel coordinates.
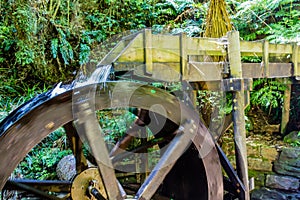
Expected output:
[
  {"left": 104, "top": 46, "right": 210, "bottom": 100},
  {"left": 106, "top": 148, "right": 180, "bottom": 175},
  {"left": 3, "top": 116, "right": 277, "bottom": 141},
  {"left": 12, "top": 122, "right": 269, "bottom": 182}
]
[{"left": 98, "top": 30, "right": 300, "bottom": 200}]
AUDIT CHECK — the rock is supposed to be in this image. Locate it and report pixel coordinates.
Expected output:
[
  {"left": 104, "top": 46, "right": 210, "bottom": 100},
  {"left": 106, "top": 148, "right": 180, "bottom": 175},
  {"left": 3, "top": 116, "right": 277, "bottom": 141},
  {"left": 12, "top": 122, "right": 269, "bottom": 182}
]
[
  {"left": 274, "top": 161, "right": 300, "bottom": 179},
  {"left": 251, "top": 187, "right": 287, "bottom": 200},
  {"left": 266, "top": 174, "right": 299, "bottom": 191},
  {"left": 279, "top": 147, "right": 300, "bottom": 161},
  {"left": 247, "top": 143, "right": 261, "bottom": 158},
  {"left": 284, "top": 131, "right": 300, "bottom": 145},
  {"left": 56, "top": 155, "right": 76, "bottom": 181},
  {"left": 260, "top": 146, "right": 278, "bottom": 160},
  {"left": 265, "top": 124, "right": 280, "bottom": 134},
  {"left": 274, "top": 147, "right": 300, "bottom": 178},
  {"left": 248, "top": 157, "right": 273, "bottom": 172}
]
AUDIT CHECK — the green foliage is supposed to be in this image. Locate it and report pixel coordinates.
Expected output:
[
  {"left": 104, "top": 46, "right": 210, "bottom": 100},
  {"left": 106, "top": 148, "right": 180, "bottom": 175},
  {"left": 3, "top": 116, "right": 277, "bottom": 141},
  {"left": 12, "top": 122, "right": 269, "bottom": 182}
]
[
  {"left": 15, "top": 128, "right": 72, "bottom": 180},
  {"left": 284, "top": 131, "right": 300, "bottom": 147},
  {"left": 0, "top": 83, "right": 49, "bottom": 121},
  {"left": 98, "top": 109, "right": 136, "bottom": 144},
  {"left": 250, "top": 79, "right": 286, "bottom": 121},
  {"left": 197, "top": 90, "right": 230, "bottom": 128},
  {"left": 229, "top": 0, "right": 300, "bottom": 42}
]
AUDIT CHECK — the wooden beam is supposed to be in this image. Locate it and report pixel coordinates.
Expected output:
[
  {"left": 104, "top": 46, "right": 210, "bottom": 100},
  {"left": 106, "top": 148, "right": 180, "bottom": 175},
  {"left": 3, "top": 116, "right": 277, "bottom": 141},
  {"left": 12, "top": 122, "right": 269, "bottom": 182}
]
[{"left": 227, "top": 31, "right": 250, "bottom": 200}]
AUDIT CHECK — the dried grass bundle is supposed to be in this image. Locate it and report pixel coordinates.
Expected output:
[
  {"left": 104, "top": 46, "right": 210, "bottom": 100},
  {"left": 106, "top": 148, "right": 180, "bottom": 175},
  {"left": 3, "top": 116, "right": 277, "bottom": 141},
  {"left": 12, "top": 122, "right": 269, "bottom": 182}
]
[{"left": 204, "top": 0, "right": 232, "bottom": 38}]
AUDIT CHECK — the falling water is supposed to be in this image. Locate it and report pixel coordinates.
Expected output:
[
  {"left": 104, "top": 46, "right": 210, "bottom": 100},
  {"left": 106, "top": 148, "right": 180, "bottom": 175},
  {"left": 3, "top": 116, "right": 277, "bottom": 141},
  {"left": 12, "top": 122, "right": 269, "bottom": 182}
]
[
  {"left": 88, "top": 65, "right": 112, "bottom": 84},
  {"left": 74, "top": 65, "right": 112, "bottom": 88}
]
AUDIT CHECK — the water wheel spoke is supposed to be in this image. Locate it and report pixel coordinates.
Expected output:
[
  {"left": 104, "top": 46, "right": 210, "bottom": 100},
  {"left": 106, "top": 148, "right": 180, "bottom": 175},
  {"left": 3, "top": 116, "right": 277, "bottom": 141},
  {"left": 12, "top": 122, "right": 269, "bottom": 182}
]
[
  {"left": 111, "top": 136, "right": 168, "bottom": 164},
  {"left": 75, "top": 102, "right": 124, "bottom": 199},
  {"left": 136, "top": 120, "right": 196, "bottom": 199},
  {"left": 63, "top": 122, "right": 88, "bottom": 173}
]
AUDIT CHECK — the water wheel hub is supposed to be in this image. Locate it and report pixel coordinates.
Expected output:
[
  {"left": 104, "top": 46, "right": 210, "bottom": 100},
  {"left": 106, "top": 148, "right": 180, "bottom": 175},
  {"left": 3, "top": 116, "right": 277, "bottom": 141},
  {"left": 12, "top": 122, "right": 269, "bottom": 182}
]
[{"left": 71, "top": 168, "right": 106, "bottom": 200}]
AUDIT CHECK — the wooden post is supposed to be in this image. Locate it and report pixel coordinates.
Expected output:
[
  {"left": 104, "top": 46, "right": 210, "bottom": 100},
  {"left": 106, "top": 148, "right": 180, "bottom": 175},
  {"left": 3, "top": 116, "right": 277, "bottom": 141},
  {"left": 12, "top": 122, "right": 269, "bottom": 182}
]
[
  {"left": 227, "top": 31, "right": 250, "bottom": 200},
  {"left": 144, "top": 29, "right": 153, "bottom": 74},
  {"left": 292, "top": 43, "right": 299, "bottom": 79},
  {"left": 263, "top": 40, "right": 269, "bottom": 77},
  {"left": 180, "top": 32, "right": 187, "bottom": 78},
  {"left": 280, "top": 78, "right": 291, "bottom": 134}
]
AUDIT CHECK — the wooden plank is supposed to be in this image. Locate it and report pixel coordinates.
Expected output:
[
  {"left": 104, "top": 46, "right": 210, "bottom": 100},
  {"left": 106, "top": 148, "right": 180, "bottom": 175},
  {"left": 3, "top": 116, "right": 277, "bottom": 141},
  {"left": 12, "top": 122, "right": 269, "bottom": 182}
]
[
  {"left": 101, "top": 33, "right": 142, "bottom": 65},
  {"left": 269, "top": 63, "right": 293, "bottom": 77},
  {"left": 240, "top": 41, "right": 294, "bottom": 56},
  {"left": 118, "top": 49, "right": 180, "bottom": 63},
  {"left": 269, "top": 43, "right": 293, "bottom": 54},
  {"left": 151, "top": 63, "right": 181, "bottom": 82},
  {"left": 242, "top": 63, "right": 264, "bottom": 78},
  {"left": 152, "top": 34, "right": 180, "bottom": 50},
  {"left": 240, "top": 40, "right": 262, "bottom": 56},
  {"left": 152, "top": 49, "right": 180, "bottom": 62},
  {"left": 186, "top": 37, "right": 226, "bottom": 56},
  {"left": 184, "top": 62, "right": 222, "bottom": 81},
  {"left": 117, "top": 33, "right": 144, "bottom": 62},
  {"left": 242, "top": 63, "right": 292, "bottom": 78}
]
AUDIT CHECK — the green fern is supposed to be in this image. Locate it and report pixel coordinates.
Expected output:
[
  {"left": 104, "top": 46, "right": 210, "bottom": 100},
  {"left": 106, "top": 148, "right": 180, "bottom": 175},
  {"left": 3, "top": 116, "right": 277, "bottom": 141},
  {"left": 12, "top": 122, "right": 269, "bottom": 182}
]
[{"left": 251, "top": 79, "right": 287, "bottom": 120}]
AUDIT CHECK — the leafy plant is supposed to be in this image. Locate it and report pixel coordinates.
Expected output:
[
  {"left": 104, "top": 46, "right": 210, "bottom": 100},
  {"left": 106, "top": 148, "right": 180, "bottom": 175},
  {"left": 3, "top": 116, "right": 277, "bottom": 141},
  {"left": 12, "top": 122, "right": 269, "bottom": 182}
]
[
  {"left": 16, "top": 128, "right": 72, "bottom": 180},
  {"left": 284, "top": 131, "right": 300, "bottom": 147},
  {"left": 97, "top": 109, "right": 136, "bottom": 144},
  {"left": 250, "top": 78, "right": 286, "bottom": 122},
  {"left": 229, "top": 0, "right": 300, "bottom": 42}
]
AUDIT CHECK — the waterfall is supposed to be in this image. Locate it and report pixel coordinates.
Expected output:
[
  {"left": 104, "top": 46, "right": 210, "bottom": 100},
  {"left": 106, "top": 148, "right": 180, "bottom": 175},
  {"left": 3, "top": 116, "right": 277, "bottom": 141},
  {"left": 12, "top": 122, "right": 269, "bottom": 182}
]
[
  {"left": 74, "top": 65, "right": 112, "bottom": 88},
  {"left": 88, "top": 65, "right": 112, "bottom": 84}
]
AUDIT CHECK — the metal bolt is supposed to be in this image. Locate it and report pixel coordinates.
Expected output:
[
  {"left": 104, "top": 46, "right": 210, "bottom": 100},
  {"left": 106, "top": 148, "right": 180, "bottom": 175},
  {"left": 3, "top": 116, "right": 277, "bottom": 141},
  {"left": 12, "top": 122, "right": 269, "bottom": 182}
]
[
  {"left": 233, "top": 106, "right": 237, "bottom": 110},
  {"left": 45, "top": 122, "right": 55, "bottom": 130},
  {"left": 230, "top": 78, "right": 233, "bottom": 83},
  {"left": 233, "top": 99, "right": 237, "bottom": 103},
  {"left": 230, "top": 86, "right": 234, "bottom": 91}
]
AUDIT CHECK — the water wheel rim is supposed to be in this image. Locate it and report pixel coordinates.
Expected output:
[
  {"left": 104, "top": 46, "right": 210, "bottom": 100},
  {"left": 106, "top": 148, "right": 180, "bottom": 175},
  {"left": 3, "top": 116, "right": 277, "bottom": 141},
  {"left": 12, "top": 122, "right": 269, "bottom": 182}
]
[{"left": 0, "top": 81, "right": 223, "bottom": 199}]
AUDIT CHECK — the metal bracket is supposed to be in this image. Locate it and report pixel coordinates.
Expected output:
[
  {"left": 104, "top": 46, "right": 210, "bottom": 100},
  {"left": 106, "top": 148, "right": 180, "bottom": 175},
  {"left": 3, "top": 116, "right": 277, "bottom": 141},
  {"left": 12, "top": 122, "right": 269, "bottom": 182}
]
[{"left": 222, "top": 78, "right": 252, "bottom": 92}]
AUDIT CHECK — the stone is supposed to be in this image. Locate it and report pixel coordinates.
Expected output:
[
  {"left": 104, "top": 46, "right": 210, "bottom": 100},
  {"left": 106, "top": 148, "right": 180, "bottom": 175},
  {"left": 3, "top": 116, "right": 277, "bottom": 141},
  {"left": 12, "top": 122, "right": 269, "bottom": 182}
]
[
  {"left": 266, "top": 174, "right": 299, "bottom": 191},
  {"left": 251, "top": 187, "right": 287, "bottom": 200},
  {"left": 56, "top": 155, "right": 76, "bottom": 181},
  {"left": 284, "top": 131, "right": 300, "bottom": 145},
  {"left": 248, "top": 170, "right": 266, "bottom": 188},
  {"left": 247, "top": 143, "right": 261, "bottom": 158},
  {"left": 248, "top": 157, "right": 273, "bottom": 172},
  {"left": 260, "top": 146, "right": 278, "bottom": 161},
  {"left": 279, "top": 147, "right": 300, "bottom": 161},
  {"left": 274, "top": 161, "right": 300, "bottom": 178},
  {"left": 274, "top": 147, "right": 300, "bottom": 178}
]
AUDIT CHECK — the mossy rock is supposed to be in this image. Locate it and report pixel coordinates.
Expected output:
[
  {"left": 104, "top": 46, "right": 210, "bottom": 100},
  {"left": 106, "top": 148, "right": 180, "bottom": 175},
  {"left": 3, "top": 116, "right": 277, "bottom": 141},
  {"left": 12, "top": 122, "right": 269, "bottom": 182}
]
[{"left": 284, "top": 131, "right": 300, "bottom": 146}]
